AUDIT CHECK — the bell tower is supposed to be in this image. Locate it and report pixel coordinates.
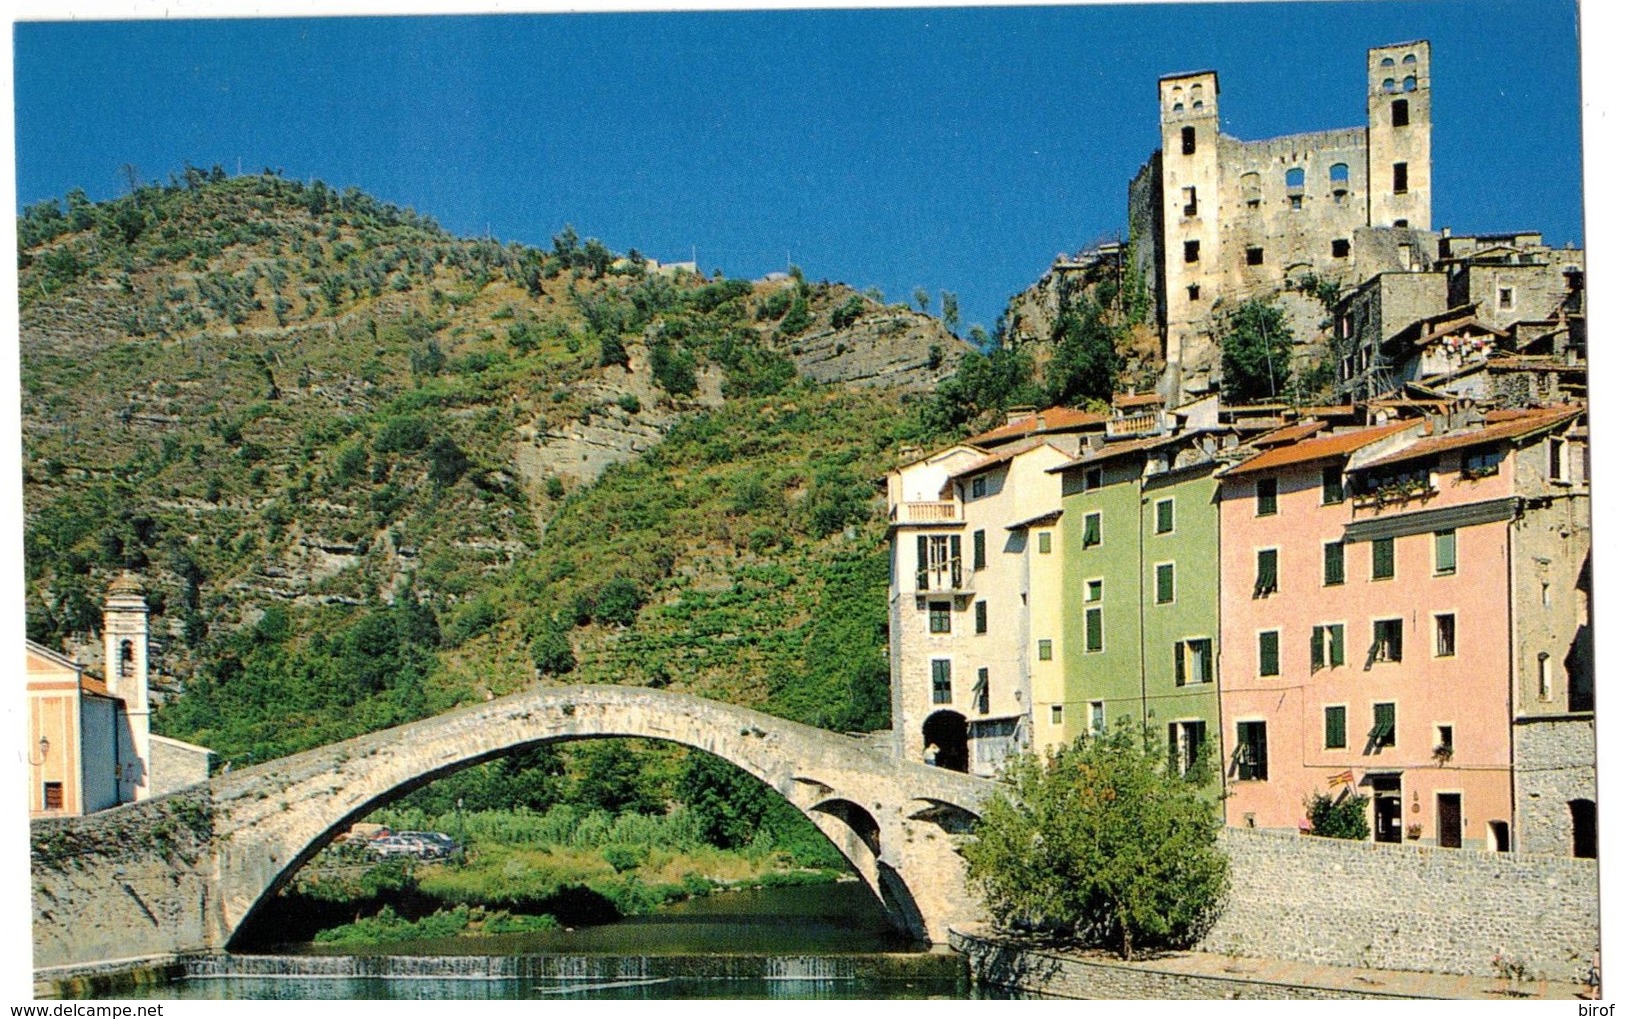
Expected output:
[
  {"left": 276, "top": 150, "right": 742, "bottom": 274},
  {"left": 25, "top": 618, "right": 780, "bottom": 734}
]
[
  {"left": 103, "top": 573, "right": 151, "bottom": 801},
  {"left": 1158, "top": 69, "right": 1222, "bottom": 368},
  {"left": 1366, "top": 40, "right": 1432, "bottom": 230}
]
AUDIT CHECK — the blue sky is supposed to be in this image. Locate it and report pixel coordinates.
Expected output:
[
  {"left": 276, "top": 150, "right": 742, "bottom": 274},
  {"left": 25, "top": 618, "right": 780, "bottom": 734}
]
[{"left": 12, "top": 1, "right": 1583, "bottom": 336}]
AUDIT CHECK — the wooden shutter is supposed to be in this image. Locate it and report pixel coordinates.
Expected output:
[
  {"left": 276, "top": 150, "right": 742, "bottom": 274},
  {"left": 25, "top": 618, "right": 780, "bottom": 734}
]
[{"left": 1311, "top": 626, "right": 1325, "bottom": 672}]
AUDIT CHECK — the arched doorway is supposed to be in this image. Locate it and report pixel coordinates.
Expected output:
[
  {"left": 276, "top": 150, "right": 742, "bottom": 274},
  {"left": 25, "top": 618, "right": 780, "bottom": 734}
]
[{"left": 922, "top": 710, "right": 969, "bottom": 773}]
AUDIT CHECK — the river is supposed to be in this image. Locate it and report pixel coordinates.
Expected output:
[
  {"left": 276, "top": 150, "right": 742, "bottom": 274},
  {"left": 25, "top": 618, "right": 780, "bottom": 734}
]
[{"left": 113, "top": 882, "right": 1013, "bottom": 999}]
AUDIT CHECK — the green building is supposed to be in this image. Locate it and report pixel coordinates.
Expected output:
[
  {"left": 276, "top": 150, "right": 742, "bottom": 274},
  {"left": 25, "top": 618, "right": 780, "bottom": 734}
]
[{"left": 1052, "top": 430, "right": 1225, "bottom": 785}]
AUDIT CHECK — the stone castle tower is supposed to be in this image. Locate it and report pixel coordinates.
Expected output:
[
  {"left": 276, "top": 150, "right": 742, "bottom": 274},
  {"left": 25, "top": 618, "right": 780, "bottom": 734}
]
[
  {"left": 102, "top": 572, "right": 152, "bottom": 801},
  {"left": 1131, "top": 40, "right": 1435, "bottom": 386}
]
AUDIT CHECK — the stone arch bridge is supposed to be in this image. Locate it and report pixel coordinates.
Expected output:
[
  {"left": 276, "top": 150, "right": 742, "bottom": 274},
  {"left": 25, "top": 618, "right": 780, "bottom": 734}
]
[{"left": 31, "top": 685, "right": 994, "bottom": 972}]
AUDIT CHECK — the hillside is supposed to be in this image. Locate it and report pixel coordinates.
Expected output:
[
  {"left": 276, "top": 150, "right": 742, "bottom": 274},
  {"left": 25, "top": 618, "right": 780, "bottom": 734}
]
[{"left": 19, "top": 171, "right": 972, "bottom": 760}]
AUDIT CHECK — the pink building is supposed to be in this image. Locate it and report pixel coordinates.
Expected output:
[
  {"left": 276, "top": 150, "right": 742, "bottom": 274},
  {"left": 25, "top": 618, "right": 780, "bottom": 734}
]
[{"left": 1217, "top": 407, "right": 1581, "bottom": 850}]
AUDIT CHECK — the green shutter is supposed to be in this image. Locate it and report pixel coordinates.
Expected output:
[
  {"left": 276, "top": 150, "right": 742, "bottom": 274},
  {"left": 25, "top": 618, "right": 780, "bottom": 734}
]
[
  {"left": 1324, "top": 541, "right": 1345, "bottom": 585},
  {"left": 973, "top": 529, "right": 986, "bottom": 569},
  {"left": 1086, "top": 608, "right": 1103, "bottom": 652},
  {"left": 1255, "top": 549, "right": 1278, "bottom": 596},
  {"left": 1435, "top": 530, "right": 1456, "bottom": 574},
  {"left": 1259, "top": 631, "right": 1280, "bottom": 676},
  {"left": 1311, "top": 625, "right": 1325, "bottom": 672},
  {"left": 1325, "top": 706, "right": 1346, "bottom": 749},
  {"left": 1329, "top": 624, "right": 1345, "bottom": 666},
  {"left": 1157, "top": 563, "right": 1175, "bottom": 603},
  {"left": 1156, "top": 499, "right": 1174, "bottom": 533},
  {"left": 1174, "top": 642, "right": 1186, "bottom": 686},
  {"left": 916, "top": 535, "right": 929, "bottom": 587},
  {"left": 1373, "top": 537, "right": 1395, "bottom": 579},
  {"left": 1083, "top": 513, "right": 1101, "bottom": 547}
]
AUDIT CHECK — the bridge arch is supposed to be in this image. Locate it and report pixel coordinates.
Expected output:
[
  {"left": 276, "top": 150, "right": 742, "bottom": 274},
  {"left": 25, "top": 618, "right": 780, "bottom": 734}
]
[{"left": 209, "top": 685, "right": 991, "bottom": 948}]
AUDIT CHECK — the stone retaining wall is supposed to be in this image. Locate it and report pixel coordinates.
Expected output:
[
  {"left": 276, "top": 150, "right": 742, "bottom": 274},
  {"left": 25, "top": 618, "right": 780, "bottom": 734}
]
[{"left": 1201, "top": 827, "right": 1598, "bottom": 982}]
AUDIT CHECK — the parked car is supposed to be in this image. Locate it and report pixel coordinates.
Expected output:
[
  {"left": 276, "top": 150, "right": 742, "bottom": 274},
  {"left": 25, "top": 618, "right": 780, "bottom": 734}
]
[{"left": 365, "top": 831, "right": 461, "bottom": 861}]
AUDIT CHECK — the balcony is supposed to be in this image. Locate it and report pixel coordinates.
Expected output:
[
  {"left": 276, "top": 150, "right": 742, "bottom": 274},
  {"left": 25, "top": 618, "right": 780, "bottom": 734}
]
[
  {"left": 915, "top": 560, "right": 972, "bottom": 594},
  {"left": 1107, "top": 411, "right": 1161, "bottom": 438},
  {"left": 890, "top": 501, "right": 963, "bottom": 526}
]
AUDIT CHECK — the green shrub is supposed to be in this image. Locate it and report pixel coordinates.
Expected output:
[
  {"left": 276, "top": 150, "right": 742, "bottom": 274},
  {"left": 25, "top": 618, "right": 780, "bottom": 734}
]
[
  {"left": 1306, "top": 791, "right": 1371, "bottom": 840},
  {"left": 829, "top": 294, "right": 866, "bottom": 330}
]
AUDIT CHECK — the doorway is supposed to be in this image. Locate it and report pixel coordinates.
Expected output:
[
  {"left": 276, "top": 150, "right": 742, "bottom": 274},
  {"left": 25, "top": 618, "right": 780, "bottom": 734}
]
[
  {"left": 1571, "top": 799, "right": 1598, "bottom": 858},
  {"left": 1371, "top": 775, "right": 1402, "bottom": 843},
  {"left": 1436, "top": 793, "right": 1462, "bottom": 848},
  {"left": 922, "top": 711, "right": 969, "bottom": 773}
]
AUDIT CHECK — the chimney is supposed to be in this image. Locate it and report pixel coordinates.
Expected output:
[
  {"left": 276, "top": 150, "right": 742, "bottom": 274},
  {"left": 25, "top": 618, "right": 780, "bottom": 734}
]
[{"left": 1006, "top": 405, "right": 1037, "bottom": 427}]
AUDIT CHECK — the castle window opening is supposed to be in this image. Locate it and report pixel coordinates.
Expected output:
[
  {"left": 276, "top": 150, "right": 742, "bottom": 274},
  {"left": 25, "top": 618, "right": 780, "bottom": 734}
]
[
  {"left": 1498, "top": 286, "right": 1515, "bottom": 310},
  {"left": 1173, "top": 102, "right": 1184, "bottom": 113},
  {"left": 1285, "top": 166, "right": 1306, "bottom": 191},
  {"left": 1330, "top": 162, "right": 1350, "bottom": 184},
  {"left": 1332, "top": 238, "right": 1350, "bottom": 259},
  {"left": 119, "top": 639, "right": 134, "bottom": 679},
  {"left": 1381, "top": 56, "right": 1395, "bottom": 68},
  {"left": 1402, "top": 52, "right": 1417, "bottom": 65},
  {"left": 1392, "top": 98, "right": 1410, "bottom": 127},
  {"left": 1395, "top": 218, "right": 1409, "bottom": 228},
  {"left": 1182, "top": 186, "right": 1198, "bottom": 217},
  {"left": 1246, "top": 246, "right": 1264, "bottom": 266},
  {"left": 1192, "top": 100, "right": 1204, "bottom": 111},
  {"left": 1403, "top": 75, "right": 1417, "bottom": 92},
  {"left": 1393, "top": 161, "right": 1409, "bottom": 194},
  {"left": 1383, "top": 77, "right": 1397, "bottom": 93},
  {"left": 1184, "top": 239, "right": 1200, "bottom": 262},
  {"left": 1240, "top": 171, "right": 1262, "bottom": 208},
  {"left": 1181, "top": 125, "right": 1196, "bottom": 154},
  {"left": 1187, "top": 284, "right": 1201, "bottom": 301},
  {"left": 1290, "top": 194, "right": 1303, "bottom": 211}
]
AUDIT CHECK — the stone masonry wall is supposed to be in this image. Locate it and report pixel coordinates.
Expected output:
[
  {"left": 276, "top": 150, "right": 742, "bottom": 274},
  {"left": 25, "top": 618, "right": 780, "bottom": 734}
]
[
  {"left": 1200, "top": 828, "right": 1598, "bottom": 982},
  {"left": 1513, "top": 716, "right": 1596, "bottom": 858}
]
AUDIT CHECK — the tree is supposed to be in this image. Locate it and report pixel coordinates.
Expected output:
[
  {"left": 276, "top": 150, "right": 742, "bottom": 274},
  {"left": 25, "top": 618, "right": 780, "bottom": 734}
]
[
  {"left": 940, "top": 291, "right": 960, "bottom": 335},
  {"left": 1220, "top": 299, "right": 1295, "bottom": 404},
  {"left": 1046, "top": 296, "right": 1123, "bottom": 407},
  {"left": 1306, "top": 790, "right": 1370, "bottom": 840},
  {"left": 912, "top": 286, "right": 931, "bottom": 313},
  {"left": 963, "top": 722, "right": 1228, "bottom": 959}
]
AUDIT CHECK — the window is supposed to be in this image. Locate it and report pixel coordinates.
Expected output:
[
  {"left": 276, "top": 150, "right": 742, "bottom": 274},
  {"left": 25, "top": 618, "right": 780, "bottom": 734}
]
[
  {"left": 1372, "top": 618, "right": 1404, "bottom": 664},
  {"left": 1084, "top": 467, "right": 1104, "bottom": 490},
  {"left": 1085, "top": 579, "right": 1103, "bottom": 603},
  {"left": 1311, "top": 623, "right": 1346, "bottom": 671},
  {"left": 119, "top": 639, "right": 134, "bottom": 678},
  {"left": 1184, "top": 239, "right": 1200, "bottom": 263},
  {"left": 974, "top": 600, "right": 988, "bottom": 634},
  {"left": 1381, "top": 56, "right": 1395, "bottom": 68},
  {"left": 1174, "top": 638, "right": 1214, "bottom": 686},
  {"left": 973, "top": 529, "right": 987, "bottom": 570},
  {"left": 1258, "top": 630, "right": 1280, "bottom": 676},
  {"left": 1434, "top": 529, "right": 1456, "bottom": 575},
  {"left": 1256, "top": 477, "right": 1278, "bottom": 516},
  {"left": 1155, "top": 498, "right": 1175, "bottom": 534},
  {"left": 1395, "top": 219, "right": 1408, "bottom": 228},
  {"left": 1181, "top": 125, "right": 1196, "bottom": 154},
  {"left": 1245, "top": 246, "right": 1264, "bottom": 266},
  {"left": 1372, "top": 536, "right": 1395, "bottom": 580},
  {"left": 1285, "top": 166, "right": 1305, "bottom": 192},
  {"left": 1236, "top": 721, "right": 1268, "bottom": 781},
  {"left": 1168, "top": 720, "right": 1207, "bottom": 777},
  {"left": 1382, "top": 77, "right": 1396, "bottom": 93},
  {"left": 1082, "top": 512, "right": 1102, "bottom": 548},
  {"left": 971, "top": 476, "right": 987, "bottom": 499},
  {"left": 1187, "top": 284, "right": 1201, "bottom": 301},
  {"left": 916, "top": 534, "right": 963, "bottom": 590},
  {"left": 1331, "top": 238, "right": 1350, "bottom": 259},
  {"left": 1290, "top": 194, "right": 1303, "bottom": 211},
  {"left": 1241, "top": 171, "right": 1262, "bottom": 208},
  {"left": 1089, "top": 701, "right": 1105, "bottom": 736},
  {"left": 1330, "top": 161, "right": 1350, "bottom": 185},
  {"left": 1155, "top": 563, "right": 1176, "bottom": 604},
  {"left": 1371, "top": 702, "right": 1396, "bottom": 749},
  {"left": 1182, "top": 186, "right": 1198, "bottom": 217},
  {"left": 1392, "top": 98, "right": 1410, "bottom": 126},
  {"left": 1549, "top": 438, "right": 1567, "bottom": 481},
  {"left": 1325, "top": 706, "right": 1347, "bottom": 750},
  {"left": 1255, "top": 548, "right": 1279, "bottom": 598},
  {"left": 1038, "top": 639, "right": 1053, "bottom": 661},
  {"left": 1402, "top": 75, "right": 1417, "bottom": 92},
  {"left": 975, "top": 668, "right": 990, "bottom": 714},
  {"left": 1498, "top": 286, "right": 1515, "bottom": 311},
  {"left": 1393, "top": 162, "right": 1408, "bottom": 194},
  {"left": 1463, "top": 449, "right": 1502, "bottom": 478},
  {"left": 1085, "top": 607, "right": 1104, "bottom": 653},
  {"left": 931, "top": 659, "right": 952, "bottom": 704},
  {"left": 42, "top": 782, "right": 63, "bottom": 811},
  {"left": 1538, "top": 652, "right": 1552, "bottom": 700},
  {"left": 1322, "top": 465, "right": 1344, "bottom": 504},
  {"left": 1324, "top": 541, "right": 1346, "bottom": 586},
  {"left": 928, "top": 601, "right": 951, "bottom": 634},
  {"left": 1051, "top": 704, "right": 1064, "bottom": 725},
  {"left": 1038, "top": 531, "right": 1052, "bottom": 555}
]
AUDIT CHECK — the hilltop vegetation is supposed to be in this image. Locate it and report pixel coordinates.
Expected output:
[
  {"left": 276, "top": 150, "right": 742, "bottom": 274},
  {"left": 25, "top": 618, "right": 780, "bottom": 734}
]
[{"left": 19, "top": 170, "right": 967, "bottom": 765}]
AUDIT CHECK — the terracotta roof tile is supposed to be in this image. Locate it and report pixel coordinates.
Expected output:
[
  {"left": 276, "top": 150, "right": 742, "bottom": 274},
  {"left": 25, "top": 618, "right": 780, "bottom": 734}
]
[
  {"left": 1252, "top": 420, "right": 1327, "bottom": 447},
  {"left": 1046, "top": 431, "right": 1190, "bottom": 472},
  {"left": 1113, "top": 392, "right": 1162, "bottom": 409},
  {"left": 1225, "top": 421, "right": 1416, "bottom": 477},
  {"left": 966, "top": 406, "right": 1109, "bottom": 446},
  {"left": 944, "top": 437, "right": 1060, "bottom": 479},
  {"left": 1358, "top": 407, "right": 1582, "bottom": 470}
]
